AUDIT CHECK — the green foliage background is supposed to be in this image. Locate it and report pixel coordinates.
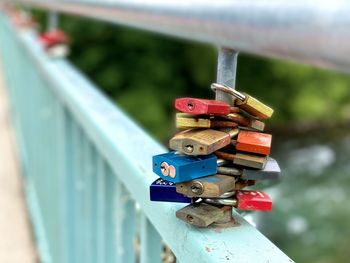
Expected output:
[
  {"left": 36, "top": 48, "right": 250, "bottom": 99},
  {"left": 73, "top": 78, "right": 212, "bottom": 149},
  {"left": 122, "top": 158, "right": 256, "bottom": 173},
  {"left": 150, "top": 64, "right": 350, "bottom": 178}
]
[{"left": 51, "top": 15, "right": 350, "bottom": 142}]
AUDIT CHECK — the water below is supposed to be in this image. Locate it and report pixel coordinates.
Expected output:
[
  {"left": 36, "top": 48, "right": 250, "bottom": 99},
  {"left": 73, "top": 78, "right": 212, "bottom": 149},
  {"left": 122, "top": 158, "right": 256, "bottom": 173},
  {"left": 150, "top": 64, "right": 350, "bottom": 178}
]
[{"left": 248, "top": 130, "right": 350, "bottom": 263}]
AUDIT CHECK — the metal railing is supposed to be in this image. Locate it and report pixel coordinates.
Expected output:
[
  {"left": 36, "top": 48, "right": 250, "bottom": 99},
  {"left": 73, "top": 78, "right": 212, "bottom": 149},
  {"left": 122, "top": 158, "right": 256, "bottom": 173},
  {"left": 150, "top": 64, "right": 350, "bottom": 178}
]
[{"left": 12, "top": 0, "right": 350, "bottom": 72}]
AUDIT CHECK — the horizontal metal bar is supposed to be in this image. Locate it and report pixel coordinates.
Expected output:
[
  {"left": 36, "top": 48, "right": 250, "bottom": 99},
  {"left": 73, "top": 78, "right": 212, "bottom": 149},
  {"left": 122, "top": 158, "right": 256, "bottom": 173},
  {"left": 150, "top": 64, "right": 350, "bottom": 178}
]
[
  {"left": 10, "top": 0, "right": 350, "bottom": 72},
  {"left": 3, "top": 22, "right": 294, "bottom": 262}
]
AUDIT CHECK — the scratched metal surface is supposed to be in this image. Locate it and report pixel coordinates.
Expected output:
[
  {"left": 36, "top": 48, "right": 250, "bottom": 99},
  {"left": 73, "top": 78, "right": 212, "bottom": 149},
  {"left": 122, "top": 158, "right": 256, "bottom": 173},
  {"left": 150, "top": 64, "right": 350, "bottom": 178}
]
[
  {"left": 14, "top": 0, "right": 350, "bottom": 72},
  {"left": 0, "top": 14, "right": 293, "bottom": 263}
]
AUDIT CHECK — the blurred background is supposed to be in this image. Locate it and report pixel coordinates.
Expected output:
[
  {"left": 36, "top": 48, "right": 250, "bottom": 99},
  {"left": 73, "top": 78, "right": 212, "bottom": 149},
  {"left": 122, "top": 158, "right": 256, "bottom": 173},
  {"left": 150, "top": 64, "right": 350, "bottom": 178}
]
[{"left": 32, "top": 11, "right": 350, "bottom": 263}]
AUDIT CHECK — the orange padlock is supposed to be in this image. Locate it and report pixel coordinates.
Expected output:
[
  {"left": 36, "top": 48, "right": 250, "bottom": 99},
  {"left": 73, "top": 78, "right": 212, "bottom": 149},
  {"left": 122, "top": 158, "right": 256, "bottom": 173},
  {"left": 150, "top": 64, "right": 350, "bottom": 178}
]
[{"left": 235, "top": 130, "right": 272, "bottom": 155}]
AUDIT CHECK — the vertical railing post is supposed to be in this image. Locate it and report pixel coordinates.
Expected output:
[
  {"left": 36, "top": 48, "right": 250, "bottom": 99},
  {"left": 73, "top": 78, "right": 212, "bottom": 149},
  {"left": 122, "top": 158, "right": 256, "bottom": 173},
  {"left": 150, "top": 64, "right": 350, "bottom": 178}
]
[
  {"left": 214, "top": 47, "right": 238, "bottom": 225},
  {"left": 215, "top": 47, "right": 238, "bottom": 105},
  {"left": 47, "top": 11, "right": 58, "bottom": 31}
]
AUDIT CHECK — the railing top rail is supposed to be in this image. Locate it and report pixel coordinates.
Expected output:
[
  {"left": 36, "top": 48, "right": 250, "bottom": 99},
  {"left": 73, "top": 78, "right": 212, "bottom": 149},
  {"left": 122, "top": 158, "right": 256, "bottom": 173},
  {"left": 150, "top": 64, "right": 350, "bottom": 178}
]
[{"left": 11, "top": 0, "right": 350, "bottom": 72}]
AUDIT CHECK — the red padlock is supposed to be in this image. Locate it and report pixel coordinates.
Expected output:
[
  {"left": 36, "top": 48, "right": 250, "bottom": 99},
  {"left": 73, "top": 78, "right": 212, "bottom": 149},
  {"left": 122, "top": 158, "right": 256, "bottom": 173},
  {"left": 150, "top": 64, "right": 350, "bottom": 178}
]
[
  {"left": 235, "top": 130, "right": 272, "bottom": 155},
  {"left": 175, "top": 98, "right": 231, "bottom": 115},
  {"left": 39, "top": 30, "right": 69, "bottom": 49},
  {"left": 203, "top": 190, "right": 272, "bottom": 211},
  {"left": 235, "top": 190, "right": 272, "bottom": 211}
]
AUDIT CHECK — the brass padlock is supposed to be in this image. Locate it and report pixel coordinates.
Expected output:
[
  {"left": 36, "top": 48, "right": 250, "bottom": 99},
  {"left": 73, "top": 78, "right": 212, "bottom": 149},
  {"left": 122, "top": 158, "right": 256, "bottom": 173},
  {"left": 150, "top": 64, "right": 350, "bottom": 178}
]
[
  {"left": 215, "top": 151, "right": 267, "bottom": 169},
  {"left": 176, "top": 203, "right": 233, "bottom": 227},
  {"left": 169, "top": 128, "right": 239, "bottom": 155},
  {"left": 176, "top": 174, "right": 236, "bottom": 197},
  {"left": 176, "top": 113, "right": 238, "bottom": 129},
  {"left": 221, "top": 113, "right": 265, "bottom": 131},
  {"left": 211, "top": 83, "right": 274, "bottom": 120}
]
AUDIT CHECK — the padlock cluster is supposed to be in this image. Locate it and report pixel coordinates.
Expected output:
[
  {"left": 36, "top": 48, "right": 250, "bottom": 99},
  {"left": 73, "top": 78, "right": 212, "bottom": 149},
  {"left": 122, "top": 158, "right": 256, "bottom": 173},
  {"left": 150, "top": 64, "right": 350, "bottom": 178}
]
[
  {"left": 150, "top": 83, "right": 280, "bottom": 227},
  {"left": 38, "top": 30, "right": 70, "bottom": 58}
]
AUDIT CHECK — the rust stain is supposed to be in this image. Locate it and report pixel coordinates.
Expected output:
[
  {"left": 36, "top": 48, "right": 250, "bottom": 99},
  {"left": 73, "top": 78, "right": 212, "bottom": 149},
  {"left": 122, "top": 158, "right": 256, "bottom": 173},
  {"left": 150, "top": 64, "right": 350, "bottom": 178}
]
[{"left": 205, "top": 246, "right": 212, "bottom": 252}]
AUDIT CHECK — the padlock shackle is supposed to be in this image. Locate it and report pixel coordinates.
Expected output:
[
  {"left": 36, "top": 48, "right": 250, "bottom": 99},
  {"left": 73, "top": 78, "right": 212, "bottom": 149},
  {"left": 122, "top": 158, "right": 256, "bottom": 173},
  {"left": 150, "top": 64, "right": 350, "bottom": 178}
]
[
  {"left": 217, "top": 166, "right": 242, "bottom": 176},
  {"left": 227, "top": 128, "right": 239, "bottom": 138},
  {"left": 214, "top": 151, "right": 236, "bottom": 161},
  {"left": 202, "top": 197, "right": 238, "bottom": 207},
  {"left": 216, "top": 158, "right": 230, "bottom": 167},
  {"left": 211, "top": 83, "right": 246, "bottom": 101}
]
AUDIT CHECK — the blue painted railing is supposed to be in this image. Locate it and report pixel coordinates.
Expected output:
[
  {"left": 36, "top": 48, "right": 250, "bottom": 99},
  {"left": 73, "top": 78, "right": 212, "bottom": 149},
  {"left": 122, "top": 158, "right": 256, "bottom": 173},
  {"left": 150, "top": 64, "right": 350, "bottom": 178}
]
[{"left": 0, "top": 13, "right": 293, "bottom": 263}]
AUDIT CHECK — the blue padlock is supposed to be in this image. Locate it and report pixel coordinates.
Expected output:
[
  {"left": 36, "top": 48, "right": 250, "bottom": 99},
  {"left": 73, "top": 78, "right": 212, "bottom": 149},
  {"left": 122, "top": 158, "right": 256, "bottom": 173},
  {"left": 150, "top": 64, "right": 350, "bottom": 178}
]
[
  {"left": 152, "top": 151, "right": 217, "bottom": 183},
  {"left": 150, "top": 178, "right": 191, "bottom": 203}
]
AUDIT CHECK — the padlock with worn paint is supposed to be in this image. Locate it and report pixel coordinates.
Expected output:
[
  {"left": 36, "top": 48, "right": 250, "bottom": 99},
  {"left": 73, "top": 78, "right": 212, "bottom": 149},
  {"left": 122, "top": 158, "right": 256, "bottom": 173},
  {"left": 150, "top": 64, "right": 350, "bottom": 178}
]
[
  {"left": 215, "top": 151, "right": 268, "bottom": 169},
  {"left": 176, "top": 174, "right": 254, "bottom": 198},
  {"left": 175, "top": 97, "right": 239, "bottom": 115},
  {"left": 211, "top": 83, "right": 274, "bottom": 119},
  {"left": 220, "top": 113, "right": 265, "bottom": 131},
  {"left": 169, "top": 128, "right": 239, "bottom": 155},
  {"left": 152, "top": 151, "right": 217, "bottom": 183},
  {"left": 176, "top": 174, "right": 236, "bottom": 198},
  {"left": 176, "top": 113, "right": 238, "bottom": 129},
  {"left": 203, "top": 190, "right": 272, "bottom": 211},
  {"left": 149, "top": 178, "right": 191, "bottom": 203},
  {"left": 176, "top": 203, "right": 233, "bottom": 227},
  {"left": 217, "top": 157, "right": 281, "bottom": 180},
  {"left": 233, "top": 130, "right": 272, "bottom": 155}
]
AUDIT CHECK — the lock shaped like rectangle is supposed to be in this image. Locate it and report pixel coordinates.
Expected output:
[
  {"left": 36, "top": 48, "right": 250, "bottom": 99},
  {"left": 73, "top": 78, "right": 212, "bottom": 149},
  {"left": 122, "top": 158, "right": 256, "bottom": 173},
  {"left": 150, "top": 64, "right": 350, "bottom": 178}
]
[
  {"left": 169, "top": 129, "right": 236, "bottom": 155},
  {"left": 241, "top": 157, "right": 281, "bottom": 180},
  {"left": 215, "top": 151, "right": 268, "bottom": 169},
  {"left": 211, "top": 83, "right": 273, "bottom": 120},
  {"left": 236, "top": 130, "right": 272, "bottom": 155},
  {"left": 202, "top": 190, "right": 272, "bottom": 210},
  {"left": 176, "top": 203, "right": 232, "bottom": 227},
  {"left": 176, "top": 174, "right": 236, "bottom": 198},
  {"left": 152, "top": 151, "right": 217, "bottom": 183},
  {"left": 236, "top": 94, "right": 274, "bottom": 120},
  {"left": 176, "top": 113, "right": 238, "bottom": 129},
  {"left": 235, "top": 190, "right": 272, "bottom": 210},
  {"left": 234, "top": 152, "right": 267, "bottom": 169},
  {"left": 150, "top": 178, "right": 191, "bottom": 203},
  {"left": 222, "top": 113, "right": 265, "bottom": 131},
  {"left": 175, "top": 97, "right": 231, "bottom": 115}
]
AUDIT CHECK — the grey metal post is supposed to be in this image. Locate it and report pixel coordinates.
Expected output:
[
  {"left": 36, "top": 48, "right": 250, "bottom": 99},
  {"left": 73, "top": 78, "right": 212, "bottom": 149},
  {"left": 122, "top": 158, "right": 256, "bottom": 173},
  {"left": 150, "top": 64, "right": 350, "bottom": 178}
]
[
  {"left": 215, "top": 47, "right": 238, "bottom": 105},
  {"left": 214, "top": 47, "right": 239, "bottom": 226},
  {"left": 47, "top": 11, "right": 58, "bottom": 31}
]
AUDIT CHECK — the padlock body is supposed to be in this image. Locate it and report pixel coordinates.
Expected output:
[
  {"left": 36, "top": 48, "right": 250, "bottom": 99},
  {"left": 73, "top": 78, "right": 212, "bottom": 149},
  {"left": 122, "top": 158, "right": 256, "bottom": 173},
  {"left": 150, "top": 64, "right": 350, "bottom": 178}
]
[
  {"left": 235, "top": 94, "right": 274, "bottom": 120},
  {"left": 169, "top": 129, "right": 231, "bottom": 155},
  {"left": 242, "top": 157, "right": 281, "bottom": 180},
  {"left": 175, "top": 98, "right": 230, "bottom": 115},
  {"left": 235, "top": 190, "right": 272, "bottom": 210},
  {"left": 176, "top": 113, "right": 211, "bottom": 129},
  {"left": 150, "top": 178, "right": 191, "bottom": 203},
  {"left": 236, "top": 130, "right": 272, "bottom": 155},
  {"left": 176, "top": 174, "right": 236, "bottom": 198},
  {"left": 222, "top": 113, "right": 265, "bottom": 131},
  {"left": 152, "top": 151, "right": 217, "bottom": 183},
  {"left": 176, "top": 203, "right": 231, "bottom": 227},
  {"left": 233, "top": 152, "right": 267, "bottom": 169}
]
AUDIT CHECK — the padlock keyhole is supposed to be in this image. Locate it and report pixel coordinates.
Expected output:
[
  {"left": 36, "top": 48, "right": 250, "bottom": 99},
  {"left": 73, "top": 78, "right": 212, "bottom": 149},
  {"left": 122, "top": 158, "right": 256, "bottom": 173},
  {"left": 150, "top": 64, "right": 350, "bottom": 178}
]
[
  {"left": 184, "top": 144, "right": 194, "bottom": 153},
  {"left": 186, "top": 215, "right": 194, "bottom": 223},
  {"left": 187, "top": 103, "right": 194, "bottom": 111}
]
